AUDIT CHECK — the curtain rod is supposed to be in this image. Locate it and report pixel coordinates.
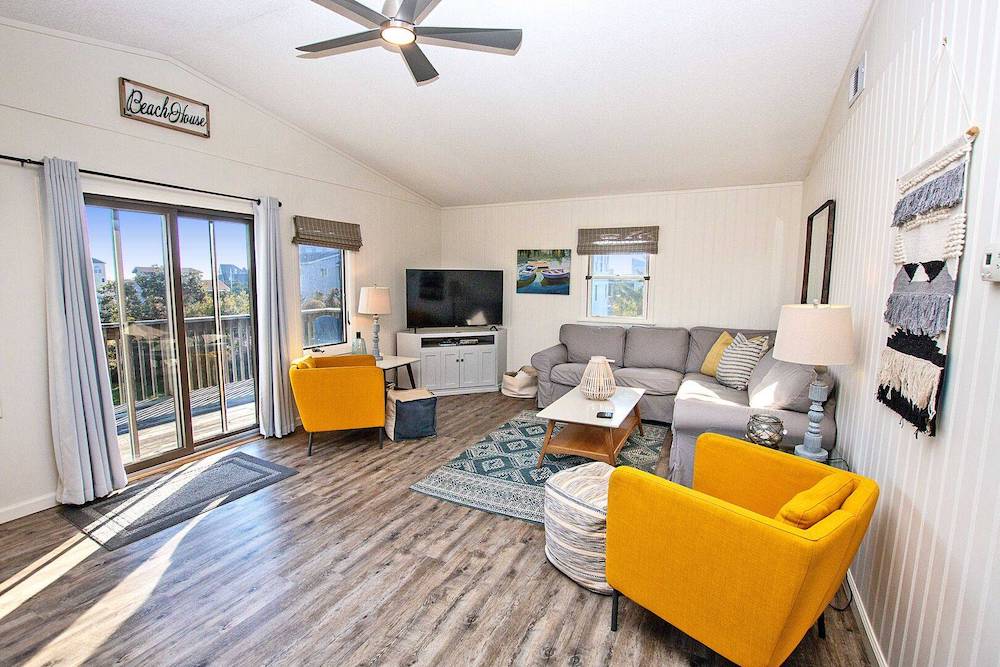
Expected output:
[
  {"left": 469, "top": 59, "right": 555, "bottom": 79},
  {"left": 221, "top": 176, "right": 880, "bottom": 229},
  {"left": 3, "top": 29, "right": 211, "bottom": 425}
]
[{"left": 0, "top": 153, "right": 281, "bottom": 207}]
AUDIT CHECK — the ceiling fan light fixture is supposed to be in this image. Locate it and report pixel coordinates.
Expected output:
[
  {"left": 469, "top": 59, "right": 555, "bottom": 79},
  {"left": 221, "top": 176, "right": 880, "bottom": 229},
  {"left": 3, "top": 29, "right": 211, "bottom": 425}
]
[
  {"left": 381, "top": 20, "right": 416, "bottom": 46},
  {"left": 297, "top": 0, "right": 523, "bottom": 85}
]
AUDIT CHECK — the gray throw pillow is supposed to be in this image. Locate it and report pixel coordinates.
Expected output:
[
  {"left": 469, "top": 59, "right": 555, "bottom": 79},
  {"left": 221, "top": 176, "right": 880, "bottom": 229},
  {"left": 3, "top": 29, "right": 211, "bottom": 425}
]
[
  {"left": 747, "top": 349, "right": 778, "bottom": 395},
  {"left": 748, "top": 358, "right": 819, "bottom": 413}
]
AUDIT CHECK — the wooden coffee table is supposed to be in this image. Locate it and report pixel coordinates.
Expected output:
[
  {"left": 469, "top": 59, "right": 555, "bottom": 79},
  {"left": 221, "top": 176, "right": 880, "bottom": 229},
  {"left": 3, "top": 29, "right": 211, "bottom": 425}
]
[{"left": 535, "top": 387, "right": 645, "bottom": 467}]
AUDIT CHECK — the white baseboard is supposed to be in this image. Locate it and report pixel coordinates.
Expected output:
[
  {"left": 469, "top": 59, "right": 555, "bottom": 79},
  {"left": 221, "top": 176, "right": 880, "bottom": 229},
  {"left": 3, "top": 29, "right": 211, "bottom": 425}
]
[
  {"left": 846, "top": 569, "right": 888, "bottom": 667},
  {"left": 0, "top": 492, "right": 58, "bottom": 525}
]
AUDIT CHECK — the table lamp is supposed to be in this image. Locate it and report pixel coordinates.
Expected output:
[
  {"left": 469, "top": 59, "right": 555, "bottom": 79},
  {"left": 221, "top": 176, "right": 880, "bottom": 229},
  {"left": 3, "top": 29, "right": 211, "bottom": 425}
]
[
  {"left": 358, "top": 286, "right": 391, "bottom": 361},
  {"left": 772, "top": 303, "right": 854, "bottom": 462}
]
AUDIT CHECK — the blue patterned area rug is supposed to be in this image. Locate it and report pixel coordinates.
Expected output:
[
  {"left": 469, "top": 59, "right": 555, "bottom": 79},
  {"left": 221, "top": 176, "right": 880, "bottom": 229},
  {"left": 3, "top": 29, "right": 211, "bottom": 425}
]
[{"left": 410, "top": 410, "right": 666, "bottom": 524}]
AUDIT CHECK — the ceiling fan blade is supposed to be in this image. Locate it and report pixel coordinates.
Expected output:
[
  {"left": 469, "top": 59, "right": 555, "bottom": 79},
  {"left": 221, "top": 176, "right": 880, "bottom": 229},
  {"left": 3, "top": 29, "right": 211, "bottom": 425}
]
[
  {"left": 414, "top": 27, "right": 523, "bottom": 53},
  {"left": 296, "top": 29, "right": 382, "bottom": 57},
  {"left": 399, "top": 43, "right": 439, "bottom": 83},
  {"left": 395, "top": 0, "right": 440, "bottom": 24},
  {"left": 310, "top": 0, "right": 388, "bottom": 28}
]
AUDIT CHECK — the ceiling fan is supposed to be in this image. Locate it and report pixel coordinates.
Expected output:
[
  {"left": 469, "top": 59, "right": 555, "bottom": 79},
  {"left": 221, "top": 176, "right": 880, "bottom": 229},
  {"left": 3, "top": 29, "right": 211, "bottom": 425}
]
[{"left": 296, "top": 0, "right": 523, "bottom": 84}]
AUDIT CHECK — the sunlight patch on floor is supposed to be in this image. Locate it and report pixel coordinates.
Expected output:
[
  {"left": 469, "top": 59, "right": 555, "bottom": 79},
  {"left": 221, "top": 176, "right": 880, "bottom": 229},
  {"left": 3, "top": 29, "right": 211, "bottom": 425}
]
[
  {"left": 27, "top": 500, "right": 226, "bottom": 666},
  {"left": 0, "top": 454, "right": 234, "bottom": 637},
  {"left": 0, "top": 534, "right": 101, "bottom": 622}
]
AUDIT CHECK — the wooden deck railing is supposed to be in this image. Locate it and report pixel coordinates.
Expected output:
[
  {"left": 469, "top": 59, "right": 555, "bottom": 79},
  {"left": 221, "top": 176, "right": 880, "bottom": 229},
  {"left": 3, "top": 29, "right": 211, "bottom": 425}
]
[{"left": 102, "top": 314, "right": 254, "bottom": 403}]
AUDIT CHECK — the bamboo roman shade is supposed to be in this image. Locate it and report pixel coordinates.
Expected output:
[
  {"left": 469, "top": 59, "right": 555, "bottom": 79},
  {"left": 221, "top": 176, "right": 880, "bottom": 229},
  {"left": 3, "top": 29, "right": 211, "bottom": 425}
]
[
  {"left": 577, "top": 226, "right": 659, "bottom": 255},
  {"left": 292, "top": 216, "right": 363, "bottom": 251}
]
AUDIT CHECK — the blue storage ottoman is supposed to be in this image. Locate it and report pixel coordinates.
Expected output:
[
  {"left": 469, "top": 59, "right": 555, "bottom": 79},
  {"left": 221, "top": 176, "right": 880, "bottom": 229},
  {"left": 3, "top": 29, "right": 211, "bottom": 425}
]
[{"left": 385, "top": 388, "right": 437, "bottom": 441}]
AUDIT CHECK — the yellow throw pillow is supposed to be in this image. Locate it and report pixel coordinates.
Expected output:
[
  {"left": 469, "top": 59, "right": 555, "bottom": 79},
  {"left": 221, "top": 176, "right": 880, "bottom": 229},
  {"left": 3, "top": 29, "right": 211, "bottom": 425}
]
[
  {"left": 700, "top": 331, "right": 734, "bottom": 377},
  {"left": 776, "top": 473, "right": 856, "bottom": 529}
]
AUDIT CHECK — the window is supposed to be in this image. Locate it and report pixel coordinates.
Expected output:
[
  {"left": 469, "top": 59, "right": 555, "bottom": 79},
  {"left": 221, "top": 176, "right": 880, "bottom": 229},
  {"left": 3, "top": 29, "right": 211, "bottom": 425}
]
[
  {"left": 298, "top": 245, "right": 346, "bottom": 348},
  {"left": 587, "top": 253, "right": 650, "bottom": 320}
]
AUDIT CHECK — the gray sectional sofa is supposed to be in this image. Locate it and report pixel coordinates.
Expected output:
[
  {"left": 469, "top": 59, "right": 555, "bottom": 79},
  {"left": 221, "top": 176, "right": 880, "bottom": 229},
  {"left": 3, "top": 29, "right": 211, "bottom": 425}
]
[{"left": 531, "top": 323, "right": 837, "bottom": 486}]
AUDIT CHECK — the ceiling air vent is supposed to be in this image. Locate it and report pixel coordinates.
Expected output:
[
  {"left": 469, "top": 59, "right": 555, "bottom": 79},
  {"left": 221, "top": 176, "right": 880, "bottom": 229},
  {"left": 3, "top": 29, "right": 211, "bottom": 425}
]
[{"left": 849, "top": 53, "right": 866, "bottom": 107}]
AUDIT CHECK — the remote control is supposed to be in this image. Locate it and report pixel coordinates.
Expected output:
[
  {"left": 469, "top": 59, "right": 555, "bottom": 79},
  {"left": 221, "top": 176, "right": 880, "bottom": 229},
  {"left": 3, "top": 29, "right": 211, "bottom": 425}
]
[{"left": 596, "top": 411, "right": 613, "bottom": 419}]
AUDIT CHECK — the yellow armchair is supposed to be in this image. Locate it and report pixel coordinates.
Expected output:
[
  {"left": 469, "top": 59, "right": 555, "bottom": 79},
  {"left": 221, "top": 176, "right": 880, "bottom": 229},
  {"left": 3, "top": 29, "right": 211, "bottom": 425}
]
[
  {"left": 606, "top": 433, "right": 878, "bottom": 667},
  {"left": 289, "top": 355, "right": 386, "bottom": 455}
]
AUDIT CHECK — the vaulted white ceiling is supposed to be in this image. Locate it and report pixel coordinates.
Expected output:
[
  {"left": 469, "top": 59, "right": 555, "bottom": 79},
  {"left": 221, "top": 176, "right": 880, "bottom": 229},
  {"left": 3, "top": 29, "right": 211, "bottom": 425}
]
[{"left": 0, "top": 1, "right": 871, "bottom": 206}]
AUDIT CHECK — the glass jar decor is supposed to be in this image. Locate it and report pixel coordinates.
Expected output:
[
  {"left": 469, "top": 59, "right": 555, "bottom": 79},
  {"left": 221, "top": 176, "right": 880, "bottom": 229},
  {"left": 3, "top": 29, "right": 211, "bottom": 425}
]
[{"left": 746, "top": 414, "right": 786, "bottom": 449}]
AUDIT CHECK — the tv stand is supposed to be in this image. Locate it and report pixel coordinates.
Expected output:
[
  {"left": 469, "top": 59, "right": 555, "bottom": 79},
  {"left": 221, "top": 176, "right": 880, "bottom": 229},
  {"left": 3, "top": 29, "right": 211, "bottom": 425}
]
[{"left": 396, "top": 328, "right": 507, "bottom": 395}]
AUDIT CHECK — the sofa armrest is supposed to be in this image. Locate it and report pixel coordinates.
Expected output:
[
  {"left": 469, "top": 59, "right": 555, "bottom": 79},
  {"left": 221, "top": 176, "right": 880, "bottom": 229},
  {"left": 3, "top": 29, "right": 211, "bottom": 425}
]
[
  {"left": 606, "top": 466, "right": 838, "bottom": 666},
  {"left": 530, "top": 343, "right": 568, "bottom": 381}
]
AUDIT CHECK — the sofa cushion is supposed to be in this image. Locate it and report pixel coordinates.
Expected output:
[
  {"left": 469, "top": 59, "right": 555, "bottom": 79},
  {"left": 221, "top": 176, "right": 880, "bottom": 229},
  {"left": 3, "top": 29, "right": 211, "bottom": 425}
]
[
  {"left": 623, "top": 326, "right": 689, "bottom": 371},
  {"left": 550, "top": 363, "right": 588, "bottom": 386},
  {"left": 613, "top": 367, "right": 683, "bottom": 396},
  {"left": 699, "top": 331, "right": 733, "bottom": 376},
  {"left": 685, "top": 326, "right": 776, "bottom": 373},
  {"left": 676, "top": 373, "right": 751, "bottom": 407},
  {"left": 776, "top": 473, "right": 856, "bottom": 529},
  {"left": 560, "top": 324, "right": 626, "bottom": 366}
]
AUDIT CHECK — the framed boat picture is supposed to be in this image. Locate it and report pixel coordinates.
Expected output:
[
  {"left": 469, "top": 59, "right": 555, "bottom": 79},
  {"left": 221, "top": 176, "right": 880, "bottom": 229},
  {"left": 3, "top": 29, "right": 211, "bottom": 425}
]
[{"left": 516, "top": 249, "right": 571, "bottom": 295}]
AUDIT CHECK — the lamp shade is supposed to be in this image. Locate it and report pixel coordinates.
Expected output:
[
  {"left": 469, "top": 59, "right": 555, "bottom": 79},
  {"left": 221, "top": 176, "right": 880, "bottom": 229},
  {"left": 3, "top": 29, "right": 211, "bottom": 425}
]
[
  {"left": 358, "top": 286, "right": 391, "bottom": 315},
  {"left": 772, "top": 304, "right": 855, "bottom": 366}
]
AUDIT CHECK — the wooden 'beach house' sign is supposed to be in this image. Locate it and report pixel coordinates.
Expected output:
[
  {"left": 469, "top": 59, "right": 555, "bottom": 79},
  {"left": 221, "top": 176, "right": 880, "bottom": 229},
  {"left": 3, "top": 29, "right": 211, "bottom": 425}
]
[{"left": 119, "top": 78, "right": 210, "bottom": 138}]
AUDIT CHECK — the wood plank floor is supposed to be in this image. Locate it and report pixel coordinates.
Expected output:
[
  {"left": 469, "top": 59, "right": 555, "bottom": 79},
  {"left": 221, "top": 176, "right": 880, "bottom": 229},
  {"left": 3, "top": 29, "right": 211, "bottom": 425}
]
[{"left": 0, "top": 392, "right": 870, "bottom": 666}]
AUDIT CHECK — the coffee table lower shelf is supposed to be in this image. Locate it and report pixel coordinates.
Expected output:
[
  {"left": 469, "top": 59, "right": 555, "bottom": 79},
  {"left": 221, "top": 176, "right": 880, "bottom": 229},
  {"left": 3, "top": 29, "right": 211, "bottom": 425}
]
[{"left": 536, "top": 408, "right": 644, "bottom": 468}]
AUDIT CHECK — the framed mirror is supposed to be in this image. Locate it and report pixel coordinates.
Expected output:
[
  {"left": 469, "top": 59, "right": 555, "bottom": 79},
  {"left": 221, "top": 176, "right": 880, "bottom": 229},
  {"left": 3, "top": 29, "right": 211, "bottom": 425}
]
[{"left": 801, "top": 199, "right": 836, "bottom": 304}]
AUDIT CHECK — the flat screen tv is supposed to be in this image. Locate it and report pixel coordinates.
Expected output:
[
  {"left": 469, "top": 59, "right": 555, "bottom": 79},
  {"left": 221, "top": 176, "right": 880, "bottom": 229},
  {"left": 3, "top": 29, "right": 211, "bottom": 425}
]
[{"left": 406, "top": 269, "right": 503, "bottom": 329}]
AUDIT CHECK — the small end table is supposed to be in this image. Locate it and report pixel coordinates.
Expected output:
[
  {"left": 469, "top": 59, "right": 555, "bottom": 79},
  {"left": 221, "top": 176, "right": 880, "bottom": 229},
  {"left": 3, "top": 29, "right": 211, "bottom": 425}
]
[{"left": 376, "top": 355, "right": 419, "bottom": 388}]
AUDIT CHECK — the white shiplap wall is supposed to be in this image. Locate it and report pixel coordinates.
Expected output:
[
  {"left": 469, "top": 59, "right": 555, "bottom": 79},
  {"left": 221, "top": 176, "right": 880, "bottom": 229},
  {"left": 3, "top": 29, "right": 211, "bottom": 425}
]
[
  {"left": 441, "top": 183, "right": 803, "bottom": 369},
  {"left": 803, "top": 0, "right": 1000, "bottom": 665}
]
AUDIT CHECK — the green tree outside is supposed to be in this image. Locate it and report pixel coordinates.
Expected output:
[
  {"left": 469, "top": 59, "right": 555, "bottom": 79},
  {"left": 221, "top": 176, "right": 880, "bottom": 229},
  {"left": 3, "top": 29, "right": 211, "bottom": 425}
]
[{"left": 98, "top": 266, "right": 251, "bottom": 323}]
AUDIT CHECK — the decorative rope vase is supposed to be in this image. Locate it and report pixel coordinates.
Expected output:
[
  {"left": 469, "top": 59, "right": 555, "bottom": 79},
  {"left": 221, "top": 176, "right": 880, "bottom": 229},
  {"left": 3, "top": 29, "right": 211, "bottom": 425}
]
[
  {"left": 580, "top": 356, "right": 617, "bottom": 400},
  {"left": 746, "top": 414, "right": 786, "bottom": 449}
]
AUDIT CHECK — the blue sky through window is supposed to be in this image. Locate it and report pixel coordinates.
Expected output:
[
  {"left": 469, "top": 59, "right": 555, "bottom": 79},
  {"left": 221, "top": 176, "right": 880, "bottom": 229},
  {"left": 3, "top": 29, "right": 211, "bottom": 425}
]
[{"left": 87, "top": 205, "right": 250, "bottom": 281}]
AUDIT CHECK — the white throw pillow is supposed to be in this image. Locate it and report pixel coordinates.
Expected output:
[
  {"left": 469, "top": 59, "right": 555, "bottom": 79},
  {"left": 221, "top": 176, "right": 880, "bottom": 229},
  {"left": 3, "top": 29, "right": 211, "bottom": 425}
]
[{"left": 716, "top": 333, "right": 769, "bottom": 391}]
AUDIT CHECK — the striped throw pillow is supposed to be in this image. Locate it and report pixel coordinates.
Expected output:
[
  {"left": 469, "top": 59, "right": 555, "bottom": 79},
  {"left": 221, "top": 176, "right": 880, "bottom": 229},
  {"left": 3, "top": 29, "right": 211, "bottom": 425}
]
[{"left": 716, "top": 333, "right": 769, "bottom": 391}]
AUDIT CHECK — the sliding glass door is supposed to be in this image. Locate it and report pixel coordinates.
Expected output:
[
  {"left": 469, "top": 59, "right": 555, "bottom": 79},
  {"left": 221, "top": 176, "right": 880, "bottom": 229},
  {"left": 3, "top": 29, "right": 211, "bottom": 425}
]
[
  {"left": 176, "top": 215, "right": 257, "bottom": 441},
  {"left": 86, "top": 197, "right": 258, "bottom": 471},
  {"left": 87, "top": 203, "right": 184, "bottom": 466}
]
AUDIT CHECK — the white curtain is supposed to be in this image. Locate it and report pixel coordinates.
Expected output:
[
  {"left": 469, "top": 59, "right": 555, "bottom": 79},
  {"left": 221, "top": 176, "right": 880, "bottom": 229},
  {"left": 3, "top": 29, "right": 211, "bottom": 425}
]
[
  {"left": 254, "top": 196, "right": 294, "bottom": 437},
  {"left": 43, "top": 158, "right": 128, "bottom": 504}
]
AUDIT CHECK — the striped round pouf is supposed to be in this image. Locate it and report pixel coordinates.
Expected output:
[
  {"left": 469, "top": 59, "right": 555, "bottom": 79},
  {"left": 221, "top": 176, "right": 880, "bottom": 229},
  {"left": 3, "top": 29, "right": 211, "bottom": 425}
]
[{"left": 543, "top": 461, "right": 615, "bottom": 595}]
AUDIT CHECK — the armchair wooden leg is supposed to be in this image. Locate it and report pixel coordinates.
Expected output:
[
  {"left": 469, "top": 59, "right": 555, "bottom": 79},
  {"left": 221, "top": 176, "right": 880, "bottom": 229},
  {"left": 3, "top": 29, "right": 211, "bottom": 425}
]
[
  {"left": 817, "top": 611, "right": 826, "bottom": 639},
  {"left": 378, "top": 427, "right": 384, "bottom": 449},
  {"left": 611, "top": 589, "right": 620, "bottom": 632},
  {"left": 307, "top": 432, "right": 314, "bottom": 457}
]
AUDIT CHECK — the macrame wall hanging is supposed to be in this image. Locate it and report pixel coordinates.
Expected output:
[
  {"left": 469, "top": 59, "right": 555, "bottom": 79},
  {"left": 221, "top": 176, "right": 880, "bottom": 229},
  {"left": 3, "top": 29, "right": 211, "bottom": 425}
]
[{"left": 876, "top": 37, "right": 979, "bottom": 435}]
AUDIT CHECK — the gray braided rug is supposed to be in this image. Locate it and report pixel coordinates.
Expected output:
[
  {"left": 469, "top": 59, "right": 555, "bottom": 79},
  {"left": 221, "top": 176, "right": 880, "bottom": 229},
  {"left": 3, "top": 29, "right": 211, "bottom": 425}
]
[{"left": 62, "top": 452, "right": 296, "bottom": 550}]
